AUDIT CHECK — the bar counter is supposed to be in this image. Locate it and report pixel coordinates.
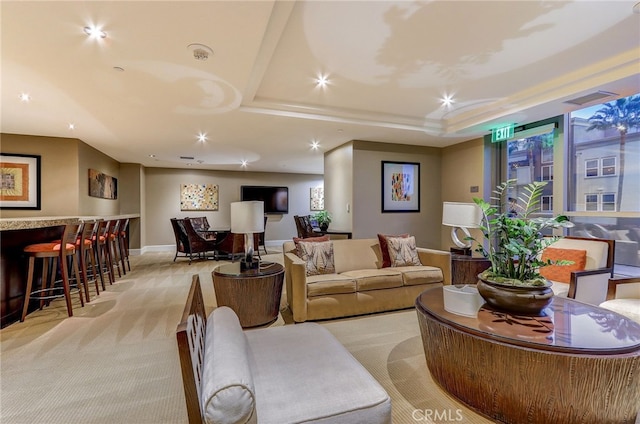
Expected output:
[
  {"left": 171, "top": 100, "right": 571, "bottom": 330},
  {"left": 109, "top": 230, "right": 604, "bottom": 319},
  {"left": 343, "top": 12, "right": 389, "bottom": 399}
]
[{"left": 0, "top": 215, "right": 139, "bottom": 327}]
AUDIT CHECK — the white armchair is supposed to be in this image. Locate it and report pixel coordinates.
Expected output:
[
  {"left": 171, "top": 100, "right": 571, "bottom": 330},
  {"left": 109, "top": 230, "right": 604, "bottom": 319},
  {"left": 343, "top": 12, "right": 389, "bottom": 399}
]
[
  {"left": 544, "top": 236, "right": 615, "bottom": 306},
  {"left": 599, "top": 277, "right": 640, "bottom": 322}
]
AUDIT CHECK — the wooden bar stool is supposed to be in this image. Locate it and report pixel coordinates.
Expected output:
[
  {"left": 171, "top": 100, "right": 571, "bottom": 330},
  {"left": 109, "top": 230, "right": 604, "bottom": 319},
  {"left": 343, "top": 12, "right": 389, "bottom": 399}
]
[
  {"left": 21, "top": 223, "right": 84, "bottom": 322},
  {"left": 108, "top": 219, "right": 123, "bottom": 278},
  {"left": 118, "top": 218, "right": 131, "bottom": 272},
  {"left": 94, "top": 220, "right": 115, "bottom": 287},
  {"left": 76, "top": 221, "right": 100, "bottom": 301}
]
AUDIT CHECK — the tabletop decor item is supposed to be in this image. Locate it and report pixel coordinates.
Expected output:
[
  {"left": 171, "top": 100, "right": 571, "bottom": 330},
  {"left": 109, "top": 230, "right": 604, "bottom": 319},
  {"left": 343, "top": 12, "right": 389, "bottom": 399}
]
[
  {"left": 469, "top": 179, "right": 574, "bottom": 314},
  {"left": 312, "top": 210, "right": 332, "bottom": 231}
]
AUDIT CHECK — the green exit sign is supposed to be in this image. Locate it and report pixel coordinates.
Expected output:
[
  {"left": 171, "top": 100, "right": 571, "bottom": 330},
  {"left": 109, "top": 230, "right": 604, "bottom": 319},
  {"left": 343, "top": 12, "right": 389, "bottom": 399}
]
[{"left": 492, "top": 124, "right": 515, "bottom": 143}]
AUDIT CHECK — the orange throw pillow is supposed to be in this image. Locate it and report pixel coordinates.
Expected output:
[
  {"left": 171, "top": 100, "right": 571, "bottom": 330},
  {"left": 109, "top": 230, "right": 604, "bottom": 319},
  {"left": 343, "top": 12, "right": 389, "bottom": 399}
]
[
  {"left": 377, "top": 233, "right": 409, "bottom": 268},
  {"left": 539, "top": 247, "right": 587, "bottom": 284}
]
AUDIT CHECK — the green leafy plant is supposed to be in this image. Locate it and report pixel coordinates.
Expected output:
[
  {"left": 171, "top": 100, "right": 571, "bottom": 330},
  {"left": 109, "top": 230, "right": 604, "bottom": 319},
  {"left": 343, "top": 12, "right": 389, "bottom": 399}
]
[
  {"left": 313, "top": 210, "right": 332, "bottom": 226},
  {"left": 469, "top": 179, "right": 574, "bottom": 286}
]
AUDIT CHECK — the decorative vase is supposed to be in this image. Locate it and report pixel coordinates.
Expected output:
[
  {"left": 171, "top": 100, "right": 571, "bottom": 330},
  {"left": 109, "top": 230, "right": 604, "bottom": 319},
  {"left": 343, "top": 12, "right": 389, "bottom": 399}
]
[
  {"left": 476, "top": 275, "right": 553, "bottom": 315},
  {"left": 320, "top": 223, "right": 329, "bottom": 231}
]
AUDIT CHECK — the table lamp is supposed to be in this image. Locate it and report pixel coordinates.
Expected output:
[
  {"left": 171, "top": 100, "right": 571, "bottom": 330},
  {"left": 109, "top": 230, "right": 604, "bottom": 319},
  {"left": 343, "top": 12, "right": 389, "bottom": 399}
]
[
  {"left": 442, "top": 202, "right": 482, "bottom": 256},
  {"left": 230, "top": 201, "right": 265, "bottom": 271}
]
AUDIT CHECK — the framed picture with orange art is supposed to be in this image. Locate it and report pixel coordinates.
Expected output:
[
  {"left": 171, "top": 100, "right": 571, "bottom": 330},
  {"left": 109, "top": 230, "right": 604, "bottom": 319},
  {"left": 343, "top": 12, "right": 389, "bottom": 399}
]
[
  {"left": 0, "top": 153, "right": 41, "bottom": 210},
  {"left": 381, "top": 161, "right": 420, "bottom": 213}
]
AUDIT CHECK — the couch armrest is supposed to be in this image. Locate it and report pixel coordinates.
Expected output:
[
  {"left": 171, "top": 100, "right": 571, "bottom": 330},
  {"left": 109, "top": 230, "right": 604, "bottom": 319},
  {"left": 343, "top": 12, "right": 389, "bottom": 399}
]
[
  {"left": 417, "top": 248, "right": 451, "bottom": 285},
  {"left": 284, "top": 252, "right": 309, "bottom": 322},
  {"left": 568, "top": 267, "right": 613, "bottom": 305}
]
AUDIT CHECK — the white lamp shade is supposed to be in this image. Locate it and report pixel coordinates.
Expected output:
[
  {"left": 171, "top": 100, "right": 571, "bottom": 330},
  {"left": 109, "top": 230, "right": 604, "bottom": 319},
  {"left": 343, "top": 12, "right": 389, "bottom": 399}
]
[
  {"left": 230, "top": 201, "right": 264, "bottom": 233},
  {"left": 442, "top": 202, "right": 482, "bottom": 228}
]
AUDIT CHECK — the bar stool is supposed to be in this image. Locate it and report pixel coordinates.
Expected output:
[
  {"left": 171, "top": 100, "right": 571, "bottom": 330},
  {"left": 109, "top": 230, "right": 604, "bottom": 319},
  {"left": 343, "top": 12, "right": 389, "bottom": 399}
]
[
  {"left": 118, "top": 218, "right": 131, "bottom": 272},
  {"left": 108, "top": 219, "right": 123, "bottom": 278},
  {"left": 76, "top": 221, "right": 100, "bottom": 301},
  {"left": 21, "top": 223, "right": 84, "bottom": 321},
  {"left": 94, "top": 220, "right": 115, "bottom": 287}
]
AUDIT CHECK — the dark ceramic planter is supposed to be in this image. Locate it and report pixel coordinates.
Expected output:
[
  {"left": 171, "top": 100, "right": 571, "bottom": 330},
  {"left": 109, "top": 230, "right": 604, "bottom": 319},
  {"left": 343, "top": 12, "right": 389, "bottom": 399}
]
[
  {"left": 476, "top": 275, "right": 553, "bottom": 316},
  {"left": 319, "top": 223, "right": 329, "bottom": 231}
]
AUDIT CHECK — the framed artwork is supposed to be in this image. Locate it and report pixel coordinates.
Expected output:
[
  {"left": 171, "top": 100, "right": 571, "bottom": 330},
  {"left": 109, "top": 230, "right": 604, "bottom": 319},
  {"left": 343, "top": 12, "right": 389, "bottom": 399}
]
[
  {"left": 381, "top": 161, "right": 420, "bottom": 212},
  {"left": 89, "top": 169, "right": 118, "bottom": 199},
  {"left": 0, "top": 153, "right": 41, "bottom": 210},
  {"left": 181, "top": 184, "right": 219, "bottom": 211},
  {"left": 310, "top": 187, "right": 324, "bottom": 211}
]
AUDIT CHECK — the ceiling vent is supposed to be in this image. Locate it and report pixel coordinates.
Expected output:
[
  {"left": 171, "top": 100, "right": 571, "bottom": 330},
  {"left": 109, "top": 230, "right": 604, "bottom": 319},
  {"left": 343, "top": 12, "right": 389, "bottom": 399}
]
[
  {"left": 564, "top": 91, "right": 618, "bottom": 106},
  {"left": 180, "top": 156, "right": 194, "bottom": 160},
  {"left": 187, "top": 43, "right": 213, "bottom": 61}
]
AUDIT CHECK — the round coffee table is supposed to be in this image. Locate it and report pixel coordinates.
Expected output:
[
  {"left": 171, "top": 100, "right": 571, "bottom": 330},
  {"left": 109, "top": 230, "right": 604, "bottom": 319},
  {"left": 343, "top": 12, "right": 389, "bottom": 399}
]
[
  {"left": 415, "top": 287, "right": 640, "bottom": 423},
  {"left": 213, "top": 261, "right": 284, "bottom": 328}
]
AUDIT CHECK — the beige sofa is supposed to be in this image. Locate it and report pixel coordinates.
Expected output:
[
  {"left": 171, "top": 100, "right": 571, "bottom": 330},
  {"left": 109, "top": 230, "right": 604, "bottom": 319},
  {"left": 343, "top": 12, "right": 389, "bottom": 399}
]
[{"left": 283, "top": 238, "right": 451, "bottom": 323}]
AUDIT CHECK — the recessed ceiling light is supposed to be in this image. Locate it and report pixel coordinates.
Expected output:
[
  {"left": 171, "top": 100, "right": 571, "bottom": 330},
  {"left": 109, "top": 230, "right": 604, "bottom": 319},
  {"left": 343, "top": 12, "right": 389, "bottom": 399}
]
[
  {"left": 84, "top": 26, "right": 106, "bottom": 39},
  {"left": 197, "top": 133, "right": 207, "bottom": 142},
  {"left": 316, "top": 74, "right": 329, "bottom": 88},
  {"left": 187, "top": 43, "right": 214, "bottom": 61},
  {"left": 68, "top": 123, "right": 75, "bottom": 130},
  {"left": 440, "top": 93, "right": 454, "bottom": 108},
  {"left": 149, "top": 154, "right": 156, "bottom": 158},
  {"left": 241, "top": 160, "right": 248, "bottom": 168},
  {"left": 19, "top": 93, "right": 30, "bottom": 102},
  {"left": 113, "top": 66, "right": 125, "bottom": 72},
  {"left": 311, "top": 140, "right": 320, "bottom": 150}
]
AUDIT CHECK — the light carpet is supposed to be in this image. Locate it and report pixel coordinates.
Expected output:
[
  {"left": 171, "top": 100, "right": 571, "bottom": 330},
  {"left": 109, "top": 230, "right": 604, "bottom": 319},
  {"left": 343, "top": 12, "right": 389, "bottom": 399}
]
[{"left": 1, "top": 252, "right": 491, "bottom": 424}]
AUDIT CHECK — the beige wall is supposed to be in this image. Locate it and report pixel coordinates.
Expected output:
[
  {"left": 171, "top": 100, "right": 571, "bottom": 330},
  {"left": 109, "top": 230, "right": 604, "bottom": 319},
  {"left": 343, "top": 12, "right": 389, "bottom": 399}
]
[
  {"left": 344, "top": 141, "right": 442, "bottom": 248},
  {"left": 324, "top": 142, "right": 353, "bottom": 231},
  {"left": 441, "top": 137, "right": 487, "bottom": 252},
  {"left": 77, "top": 141, "right": 120, "bottom": 216},
  {"left": 144, "top": 168, "right": 323, "bottom": 249},
  {"left": 1, "top": 134, "right": 81, "bottom": 217}
]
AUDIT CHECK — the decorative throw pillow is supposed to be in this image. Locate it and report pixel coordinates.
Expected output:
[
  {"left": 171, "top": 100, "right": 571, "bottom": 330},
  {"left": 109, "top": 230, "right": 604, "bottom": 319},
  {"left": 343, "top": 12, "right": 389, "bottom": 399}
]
[
  {"left": 539, "top": 247, "right": 587, "bottom": 284},
  {"left": 387, "top": 236, "right": 421, "bottom": 267},
  {"left": 377, "top": 233, "right": 409, "bottom": 267},
  {"left": 297, "top": 240, "right": 335, "bottom": 276},
  {"left": 293, "top": 235, "right": 330, "bottom": 257}
]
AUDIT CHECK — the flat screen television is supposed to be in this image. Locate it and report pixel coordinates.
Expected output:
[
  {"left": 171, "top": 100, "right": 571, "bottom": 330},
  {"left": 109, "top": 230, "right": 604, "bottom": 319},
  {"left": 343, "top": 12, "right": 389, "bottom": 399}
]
[{"left": 240, "top": 185, "right": 289, "bottom": 214}]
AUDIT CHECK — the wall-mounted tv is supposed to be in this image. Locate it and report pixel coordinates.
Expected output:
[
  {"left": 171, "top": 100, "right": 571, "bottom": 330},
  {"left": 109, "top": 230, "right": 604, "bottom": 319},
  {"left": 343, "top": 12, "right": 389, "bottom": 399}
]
[{"left": 240, "top": 185, "right": 289, "bottom": 214}]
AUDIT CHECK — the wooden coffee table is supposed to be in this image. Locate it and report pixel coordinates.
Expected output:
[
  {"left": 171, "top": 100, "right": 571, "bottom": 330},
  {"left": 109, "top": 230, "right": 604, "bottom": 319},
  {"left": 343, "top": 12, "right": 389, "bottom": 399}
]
[
  {"left": 213, "top": 261, "right": 284, "bottom": 328},
  {"left": 416, "top": 287, "right": 640, "bottom": 423}
]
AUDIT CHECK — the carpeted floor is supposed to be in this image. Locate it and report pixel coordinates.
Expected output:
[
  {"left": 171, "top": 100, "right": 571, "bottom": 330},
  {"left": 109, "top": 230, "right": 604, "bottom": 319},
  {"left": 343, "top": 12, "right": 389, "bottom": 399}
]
[{"left": 1, "top": 251, "right": 491, "bottom": 424}]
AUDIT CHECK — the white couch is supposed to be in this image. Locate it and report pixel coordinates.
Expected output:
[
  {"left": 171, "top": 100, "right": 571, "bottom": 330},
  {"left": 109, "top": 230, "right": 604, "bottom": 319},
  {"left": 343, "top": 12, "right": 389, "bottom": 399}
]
[{"left": 176, "top": 276, "right": 392, "bottom": 424}]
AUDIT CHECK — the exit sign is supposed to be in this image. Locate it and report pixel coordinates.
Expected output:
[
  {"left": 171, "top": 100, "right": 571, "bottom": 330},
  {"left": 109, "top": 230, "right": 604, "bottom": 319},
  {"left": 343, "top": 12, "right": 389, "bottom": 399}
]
[{"left": 492, "top": 124, "right": 515, "bottom": 143}]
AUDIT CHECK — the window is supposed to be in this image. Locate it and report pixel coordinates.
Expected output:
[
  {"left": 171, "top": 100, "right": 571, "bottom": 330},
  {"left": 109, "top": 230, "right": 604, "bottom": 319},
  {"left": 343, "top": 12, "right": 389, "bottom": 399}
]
[
  {"left": 584, "top": 193, "right": 616, "bottom": 212},
  {"left": 541, "top": 147, "right": 553, "bottom": 164},
  {"left": 541, "top": 195, "right": 553, "bottom": 211},
  {"left": 601, "top": 157, "right": 616, "bottom": 176},
  {"left": 585, "top": 159, "right": 599, "bottom": 177},
  {"left": 541, "top": 165, "right": 553, "bottom": 181}
]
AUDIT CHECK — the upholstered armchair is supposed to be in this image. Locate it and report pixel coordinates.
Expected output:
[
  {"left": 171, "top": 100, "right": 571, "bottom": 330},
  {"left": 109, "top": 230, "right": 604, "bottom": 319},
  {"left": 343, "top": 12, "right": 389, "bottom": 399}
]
[
  {"left": 543, "top": 236, "right": 615, "bottom": 306},
  {"left": 599, "top": 277, "right": 640, "bottom": 322},
  {"left": 294, "top": 215, "right": 319, "bottom": 238},
  {"left": 170, "top": 218, "right": 220, "bottom": 264}
]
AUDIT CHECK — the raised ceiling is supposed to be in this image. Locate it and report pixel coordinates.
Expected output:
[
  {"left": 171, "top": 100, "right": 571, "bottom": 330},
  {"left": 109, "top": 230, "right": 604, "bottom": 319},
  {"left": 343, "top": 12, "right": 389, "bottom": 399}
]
[{"left": 2, "top": 1, "right": 639, "bottom": 174}]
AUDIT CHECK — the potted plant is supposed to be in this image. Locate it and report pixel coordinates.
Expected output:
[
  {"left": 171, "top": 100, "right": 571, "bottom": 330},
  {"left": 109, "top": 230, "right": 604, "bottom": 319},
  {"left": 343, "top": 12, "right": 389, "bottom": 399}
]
[
  {"left": 313, "top": 210, "right": 332, "bottom": 231},
  {"left": 469, "top": 179, "right": 574, "bottom": 314}
]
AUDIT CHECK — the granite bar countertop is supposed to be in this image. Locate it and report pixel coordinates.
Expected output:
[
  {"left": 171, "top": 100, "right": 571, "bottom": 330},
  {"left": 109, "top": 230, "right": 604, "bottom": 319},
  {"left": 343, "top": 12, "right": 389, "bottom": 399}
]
[{"left": 0, "top": 214, "right": 140, "bottom": 231}]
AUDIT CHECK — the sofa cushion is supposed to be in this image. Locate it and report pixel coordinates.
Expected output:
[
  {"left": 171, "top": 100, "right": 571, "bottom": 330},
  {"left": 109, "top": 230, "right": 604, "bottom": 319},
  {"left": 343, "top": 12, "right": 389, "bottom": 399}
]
[
  {"left": 293, "top": 235, "right": 330, "bottom": 257},
  {"left": 307, "top": 274, "right": 357, "bottom": 297},
  {"left": 201, "top": 307, "right": 256, "bottom": 424},
  {"left": 547, "top": 238, "right": 609, "bottom": 270},
  {"left": 387, "top": 236, "right": 421, "bottom": 267},
  {"left": 297, "top": 240, "right": 336, "bottom": 276},
  {"left": 539, "top": 247, "right": 587, "bottom": 284},
  {"left": 342, "top": 268, "right": 403, "bottom": 291},
  {"left": 377, "top": 233, "right": 409, "bottom": 268},
  {"left": 599, "top": 299, "right": 640, "bottom": 323},
  {"left": 394, "top": 265, "right": 444, "bottom": 286}
]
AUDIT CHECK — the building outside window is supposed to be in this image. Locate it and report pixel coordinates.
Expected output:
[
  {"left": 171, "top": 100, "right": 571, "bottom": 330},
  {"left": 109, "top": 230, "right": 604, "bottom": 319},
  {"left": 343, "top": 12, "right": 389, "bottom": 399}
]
[{"left": 568, "top": 93, "right": 640, "bottom": 272}]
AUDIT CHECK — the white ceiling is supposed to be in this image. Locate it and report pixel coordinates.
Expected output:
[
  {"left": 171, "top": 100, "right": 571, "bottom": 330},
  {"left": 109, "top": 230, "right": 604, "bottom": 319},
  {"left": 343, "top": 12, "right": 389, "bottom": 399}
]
[{"left": 2, "top": 1, "right": 639, "bottom": 175}]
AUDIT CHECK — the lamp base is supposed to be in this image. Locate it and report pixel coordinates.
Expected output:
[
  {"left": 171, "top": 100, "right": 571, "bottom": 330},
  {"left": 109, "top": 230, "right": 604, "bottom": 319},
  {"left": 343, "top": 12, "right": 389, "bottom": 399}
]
[
  {"left": 450, "top": 247, "right": 472, "bottom": 256},
  {"left": 240, "top": 258, "right": 260, "bottom": 271}
]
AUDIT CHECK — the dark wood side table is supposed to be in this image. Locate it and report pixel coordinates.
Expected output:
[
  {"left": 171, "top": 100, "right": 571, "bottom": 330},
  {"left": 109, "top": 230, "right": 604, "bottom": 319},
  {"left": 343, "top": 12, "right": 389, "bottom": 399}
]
[
  {"left": 213, "top": 261, "right": 284, "bottom": 328},
  {"left": 451, "top": 254, "right": 491, "bottom": 285}
]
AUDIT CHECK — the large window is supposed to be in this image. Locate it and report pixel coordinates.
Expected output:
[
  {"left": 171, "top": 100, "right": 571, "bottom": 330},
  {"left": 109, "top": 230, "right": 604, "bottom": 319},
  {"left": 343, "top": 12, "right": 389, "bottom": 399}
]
[{"left": 568, "top": 93, "right": 640, "bottom": 272}]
